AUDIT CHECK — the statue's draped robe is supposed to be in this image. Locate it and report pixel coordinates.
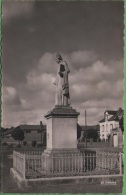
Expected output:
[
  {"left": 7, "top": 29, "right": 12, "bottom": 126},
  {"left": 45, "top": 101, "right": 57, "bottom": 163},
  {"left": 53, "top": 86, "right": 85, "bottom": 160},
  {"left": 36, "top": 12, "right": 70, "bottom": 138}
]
[{"left": 55, "top": 61, "right": 70, "bottom": 106}]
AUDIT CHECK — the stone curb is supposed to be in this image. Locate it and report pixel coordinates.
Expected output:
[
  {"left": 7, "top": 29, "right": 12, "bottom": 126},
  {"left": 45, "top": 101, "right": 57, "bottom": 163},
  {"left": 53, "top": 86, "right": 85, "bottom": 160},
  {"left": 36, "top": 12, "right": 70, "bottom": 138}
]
[{"left": 10, "top": 168, "right": 123, "bottom": 189}]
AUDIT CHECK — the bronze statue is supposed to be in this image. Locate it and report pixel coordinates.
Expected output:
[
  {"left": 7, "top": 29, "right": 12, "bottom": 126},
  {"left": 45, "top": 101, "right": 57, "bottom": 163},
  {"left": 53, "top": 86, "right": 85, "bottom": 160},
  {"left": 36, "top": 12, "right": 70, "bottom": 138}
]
[{"left": 53, "top": 54, "right": 70, "bottom": 106}]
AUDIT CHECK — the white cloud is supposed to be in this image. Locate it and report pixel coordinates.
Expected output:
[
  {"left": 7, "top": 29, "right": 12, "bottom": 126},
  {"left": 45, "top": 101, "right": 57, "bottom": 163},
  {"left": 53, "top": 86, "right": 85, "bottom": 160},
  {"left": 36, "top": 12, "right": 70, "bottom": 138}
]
[
  {"left": 2, "top": 51, "right": 123, "bottom": 127},
  {"left": 27, "top": 72, "right": 55, "bottom": 91},
  {"left": 70, "top": 50, "right": 98, "bottom": 66},
  {"left": 38, "top": 53, "right": 57, "bottom": 74},
  {"left": 2, "top": 86, "right": 21, "bottom": 105}
]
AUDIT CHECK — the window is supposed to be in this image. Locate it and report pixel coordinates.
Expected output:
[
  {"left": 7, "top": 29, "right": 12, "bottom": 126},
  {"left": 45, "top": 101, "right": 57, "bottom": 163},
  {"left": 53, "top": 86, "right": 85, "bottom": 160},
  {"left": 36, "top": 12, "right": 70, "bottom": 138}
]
[
  {"left": 26, "top": 130, "right": 31, "bottom": 133},
  {"left": 102, "top": 125, "right": 104, "bottom": 132},
  {"left": 110, "top": 124, "right": 113, "bottom": 130}
]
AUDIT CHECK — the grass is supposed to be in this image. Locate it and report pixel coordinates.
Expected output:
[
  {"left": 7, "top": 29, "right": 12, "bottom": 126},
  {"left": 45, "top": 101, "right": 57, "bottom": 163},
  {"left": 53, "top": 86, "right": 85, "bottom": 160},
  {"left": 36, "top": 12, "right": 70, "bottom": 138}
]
[{"left": 1, "top": 149, "right": 123, "bottom": 193}]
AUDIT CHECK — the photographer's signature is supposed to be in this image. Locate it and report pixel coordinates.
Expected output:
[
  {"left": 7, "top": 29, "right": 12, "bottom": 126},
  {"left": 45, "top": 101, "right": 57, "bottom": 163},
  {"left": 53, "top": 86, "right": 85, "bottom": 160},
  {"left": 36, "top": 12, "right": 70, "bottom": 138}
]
[{"left": 101, "top": 180, "right": 117, "bottom": 185}]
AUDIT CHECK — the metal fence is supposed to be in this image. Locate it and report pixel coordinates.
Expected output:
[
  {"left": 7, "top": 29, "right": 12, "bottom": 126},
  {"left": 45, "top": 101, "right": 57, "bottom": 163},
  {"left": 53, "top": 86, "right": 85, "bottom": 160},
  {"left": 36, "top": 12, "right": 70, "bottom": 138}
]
[
  {"left": 13, "top": 149, "right": 123, "bottom": 179},
  {"left": 13, "top": 151, "right": 25, "bottom": 179}
]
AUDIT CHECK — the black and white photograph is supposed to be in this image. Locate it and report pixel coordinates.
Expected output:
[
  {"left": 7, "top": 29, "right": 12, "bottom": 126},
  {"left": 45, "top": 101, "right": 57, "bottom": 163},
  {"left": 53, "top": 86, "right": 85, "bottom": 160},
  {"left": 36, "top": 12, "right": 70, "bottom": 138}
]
[{"left": 1, "top": 0, "right": 124, "bottom": 194}]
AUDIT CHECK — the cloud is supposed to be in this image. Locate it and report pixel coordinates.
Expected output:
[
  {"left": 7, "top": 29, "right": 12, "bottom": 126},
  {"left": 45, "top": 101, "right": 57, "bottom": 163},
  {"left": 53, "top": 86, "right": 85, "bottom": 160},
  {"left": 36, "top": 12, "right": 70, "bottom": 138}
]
[
  {"left": 2, "top": 1, "right": 123, "bottom": 128},
  {"left": 70, "top": 59, "right": 123, "bottom": 85},
  {"left": 2, "top": 1, "right": 34, "bottom": 25},
  {"left": 70, "top": 50, "right": 98, "bottom": 69},
  {"left": 37, "top": 53, "right": 57, "bottom": 74},
  {"left": 2, "top": 86, "right": 21, "bottom": 106},
  {"left": 2, "top": 51, "right": 123, "bottom": 127},
  {"left": 27, "top": 72, "right": 55, "bottom": 90},
  {"left": 27, "top": 52, "right": 123, "bottom": 108}
]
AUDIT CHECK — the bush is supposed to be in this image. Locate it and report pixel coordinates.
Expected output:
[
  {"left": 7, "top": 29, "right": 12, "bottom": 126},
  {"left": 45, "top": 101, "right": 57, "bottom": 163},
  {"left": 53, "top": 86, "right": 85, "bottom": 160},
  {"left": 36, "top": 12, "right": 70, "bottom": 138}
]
[
  {"left": 2, "top": 142, "right": 9, "bottom": 150},
  {"left": 32, "top": 141, "right": 37, "bottom": 147},
  {"left": 2, "top": 142, "right": 8, "bottom": 146},
  {"left": 16, "top": 144, "right": 21, "bottom": 148},
  {"left": 23, "top": 141, "right": 27, "bottom": 146},
  {"left": 11, "top": 128, "right": 24, "bottom": 143},
  {"left": 10, "top": 143, "right": 13, "bottom": 148}
]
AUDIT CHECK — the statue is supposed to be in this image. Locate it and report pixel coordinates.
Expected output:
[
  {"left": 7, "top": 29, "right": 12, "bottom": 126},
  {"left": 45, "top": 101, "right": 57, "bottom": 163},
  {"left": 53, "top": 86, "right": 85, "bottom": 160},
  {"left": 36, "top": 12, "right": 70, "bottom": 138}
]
[{"left": 53, "top": 54, "right": 70, "bottom": 106}]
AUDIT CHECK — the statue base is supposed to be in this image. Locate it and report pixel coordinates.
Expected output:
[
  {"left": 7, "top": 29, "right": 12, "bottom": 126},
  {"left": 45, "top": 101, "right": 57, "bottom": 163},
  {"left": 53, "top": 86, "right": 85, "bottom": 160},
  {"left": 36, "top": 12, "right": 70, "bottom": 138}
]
[
  {"left": 44, "top": 106, "right": 80, "bottom": 149},
  {"left": 42, "top": 106, "right": 81, "bottom": 174}
]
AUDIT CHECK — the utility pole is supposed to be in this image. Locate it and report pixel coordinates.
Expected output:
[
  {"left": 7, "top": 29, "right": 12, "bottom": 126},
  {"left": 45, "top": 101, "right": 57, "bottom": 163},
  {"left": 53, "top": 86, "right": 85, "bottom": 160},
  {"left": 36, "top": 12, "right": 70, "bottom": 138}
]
[
  {"left": 40, "top": 121, "right": 43, "bottom": 146},
  {"left": 85, "top": 110, "right": 87, "bottom": 148}
]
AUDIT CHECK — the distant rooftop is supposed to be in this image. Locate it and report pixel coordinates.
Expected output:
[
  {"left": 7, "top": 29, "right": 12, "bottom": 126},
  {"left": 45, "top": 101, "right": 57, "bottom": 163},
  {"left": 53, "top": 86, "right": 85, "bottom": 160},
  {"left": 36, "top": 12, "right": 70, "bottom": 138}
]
[
  {"left": 99, "top": 108, "right": 123, "bottom": 123},
  {"left": 4, "top": 124, "right": 99, "bottom": 135},
  {"left": 15, "top": 124, "right": 46, "bottom": 131},
  {"left": 81, "top": 125, "right": 99, "bottom": 131}
]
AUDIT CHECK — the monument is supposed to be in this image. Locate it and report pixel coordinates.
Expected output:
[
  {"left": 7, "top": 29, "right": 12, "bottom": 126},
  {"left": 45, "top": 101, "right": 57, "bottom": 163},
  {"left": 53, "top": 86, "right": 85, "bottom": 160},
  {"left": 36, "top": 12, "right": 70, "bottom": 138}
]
[
  {"left": 53, "top": 54, "right": 70, "bottom": 106},
  {"left": 42, "top": 54, "right": 82, "bottom": 174}
]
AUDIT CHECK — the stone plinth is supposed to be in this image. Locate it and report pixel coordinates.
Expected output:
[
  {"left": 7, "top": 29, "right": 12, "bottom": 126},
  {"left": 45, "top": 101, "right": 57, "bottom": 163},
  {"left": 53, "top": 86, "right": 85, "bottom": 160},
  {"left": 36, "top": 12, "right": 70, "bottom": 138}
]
[
  {"left": 42, "top": 106, "right": 81, "bottom": 174},
  {"left": 44, "top": 106, "right": 80, "bottom": 149}
]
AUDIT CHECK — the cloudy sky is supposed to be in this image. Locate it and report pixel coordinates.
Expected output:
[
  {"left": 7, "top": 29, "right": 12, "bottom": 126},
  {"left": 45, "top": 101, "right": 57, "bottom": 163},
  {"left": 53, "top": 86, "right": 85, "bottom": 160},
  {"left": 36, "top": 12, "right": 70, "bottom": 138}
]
[{"left": 2, "top": 1, "right": 124, "bottom": 128}]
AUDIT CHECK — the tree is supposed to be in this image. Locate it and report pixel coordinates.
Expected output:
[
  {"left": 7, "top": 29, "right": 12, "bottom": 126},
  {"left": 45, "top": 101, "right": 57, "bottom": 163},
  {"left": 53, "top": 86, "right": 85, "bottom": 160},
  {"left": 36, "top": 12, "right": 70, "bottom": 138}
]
[
  {"left": 85, "top": 129, "right": 99, "bottom": 141},
  {"left": 77, "top": 124, "right": 81, "bottom": 140},
  {"left": 1, "top": 127, "right": 5, "bottom": 137},
  {"left": 0, "top": 127, "right": 9, "bottom": 137},
  {"left": 119, "top": 116, "right": 124, "bottom": 134},
  {"left": 11, "top": 128, "right": 24, "bottom": 144}
]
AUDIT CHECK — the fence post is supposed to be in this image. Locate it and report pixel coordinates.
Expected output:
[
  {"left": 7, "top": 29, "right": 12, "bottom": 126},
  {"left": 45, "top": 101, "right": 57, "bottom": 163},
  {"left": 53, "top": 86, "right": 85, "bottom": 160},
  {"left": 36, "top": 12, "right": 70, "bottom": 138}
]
[
  {"left": 23, "top": 153, "right": 26, "bottom": 179},
  {"left": 13, "top": 151, "right": 15, "bottom": 169},
  {"left": 119, "top": 152, "right": 122, "bottom": 175}
]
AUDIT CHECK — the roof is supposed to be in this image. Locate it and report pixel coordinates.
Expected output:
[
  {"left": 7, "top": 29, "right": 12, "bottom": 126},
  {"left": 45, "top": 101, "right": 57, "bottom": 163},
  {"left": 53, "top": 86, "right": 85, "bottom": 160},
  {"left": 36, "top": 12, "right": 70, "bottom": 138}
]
[
  {"left": 111, "top": 127, "right": 122, "bottom": 133},
  {"left": 16, "top": 124, "right": 46, "bottom": 131},
  {"left": 104, "top": 110, "right": 117, "bottom": 115},
  {"left": 5, "top": 124, "right": 46, "bottom": 135},
  {"left": 112, "top": 127, "right": 120, "bottom": 131},
  {"left": 99, "top": 118, "right": 105, "bottom": 123},
  {"left": 99, "top": 108, "right": 123, "bottom": 123},
  {"left": 5, "top": 124, "right": 99, "bottom": 135}
]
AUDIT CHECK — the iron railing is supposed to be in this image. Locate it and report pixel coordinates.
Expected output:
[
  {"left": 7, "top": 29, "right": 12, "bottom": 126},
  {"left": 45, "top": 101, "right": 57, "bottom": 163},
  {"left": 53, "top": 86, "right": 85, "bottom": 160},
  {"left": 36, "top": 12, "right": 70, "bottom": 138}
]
[{"left": 13, "top": 149, "right": 123, "bottom": 179}]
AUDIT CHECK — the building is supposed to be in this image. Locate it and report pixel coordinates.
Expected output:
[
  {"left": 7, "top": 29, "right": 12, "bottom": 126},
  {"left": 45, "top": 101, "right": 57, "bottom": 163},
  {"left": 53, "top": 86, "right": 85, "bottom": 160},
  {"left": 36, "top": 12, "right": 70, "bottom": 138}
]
[
  {"left": 3, "top": 124, "right": 46, "bottom": 145},
  {"left": 99, "top": 108, "right": 123, "bottom": 141},
  {"left": 111, "top": 127, "right": 123, "bottom": 147},
  {"left": 19, "top": 124, "right": 46, "bottom": 144}
]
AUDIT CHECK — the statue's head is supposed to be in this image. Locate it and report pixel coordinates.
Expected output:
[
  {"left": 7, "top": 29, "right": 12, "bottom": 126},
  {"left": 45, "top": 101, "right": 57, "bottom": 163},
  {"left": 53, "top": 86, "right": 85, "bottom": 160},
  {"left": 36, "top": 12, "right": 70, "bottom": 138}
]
[{"left": 55, "top": 54, "right": 62, "bottom": 63}]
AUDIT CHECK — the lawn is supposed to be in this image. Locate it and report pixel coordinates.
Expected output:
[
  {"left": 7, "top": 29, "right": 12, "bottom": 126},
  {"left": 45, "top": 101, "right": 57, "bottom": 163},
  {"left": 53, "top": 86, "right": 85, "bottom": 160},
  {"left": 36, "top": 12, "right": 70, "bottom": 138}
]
[{"left": 1, "top": 149, "right": 123, "bottom": 194}]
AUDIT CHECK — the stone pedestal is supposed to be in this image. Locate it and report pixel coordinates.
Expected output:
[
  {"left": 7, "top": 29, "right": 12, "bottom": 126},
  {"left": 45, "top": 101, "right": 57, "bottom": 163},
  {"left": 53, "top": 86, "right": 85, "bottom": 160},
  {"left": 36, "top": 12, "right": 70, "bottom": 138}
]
[
  {"left": 44, "top": 106, "right": 80, "bottom": 149},
  {"left": 42, "top": 106, "right": 82, "bottom": 174}
]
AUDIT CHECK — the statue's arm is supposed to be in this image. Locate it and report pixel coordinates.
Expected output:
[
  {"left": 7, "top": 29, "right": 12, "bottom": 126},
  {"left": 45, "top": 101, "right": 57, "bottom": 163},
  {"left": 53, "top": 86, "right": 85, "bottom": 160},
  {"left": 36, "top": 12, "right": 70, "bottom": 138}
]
[{"left": 64, "top": 61, "right": 70, "bottom": 73}]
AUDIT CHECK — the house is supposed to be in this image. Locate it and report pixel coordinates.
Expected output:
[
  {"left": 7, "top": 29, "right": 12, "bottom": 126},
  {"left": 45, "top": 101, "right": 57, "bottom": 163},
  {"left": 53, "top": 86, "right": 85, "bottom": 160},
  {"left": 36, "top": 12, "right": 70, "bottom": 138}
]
[{"left": 99, "top": 108, "right": 123, "bottom": 141}]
